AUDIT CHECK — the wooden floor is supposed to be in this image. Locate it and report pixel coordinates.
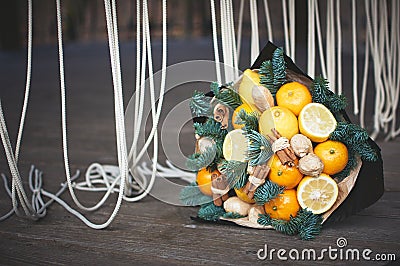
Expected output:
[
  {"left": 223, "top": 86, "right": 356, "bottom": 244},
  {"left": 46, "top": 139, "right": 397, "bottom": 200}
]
[{"left": 0, "top": 40, "right": 399, "bottom": 265}]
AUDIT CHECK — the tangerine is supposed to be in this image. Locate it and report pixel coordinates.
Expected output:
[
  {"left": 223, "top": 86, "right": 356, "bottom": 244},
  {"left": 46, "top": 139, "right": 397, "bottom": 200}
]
[{"left": 264, "top": 189, "right": 300, "bottom": 221}]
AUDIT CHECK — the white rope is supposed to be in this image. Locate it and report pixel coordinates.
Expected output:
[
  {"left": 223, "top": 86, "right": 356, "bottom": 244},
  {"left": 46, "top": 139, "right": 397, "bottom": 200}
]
[
  {"left": 314, "top": 0, "right": 327, "bottom": 79},
  {"left": 307, "top": 0, "right": 315, "bottom": 77},
  {"left": 263, "top": 0, "right": 273, "bottom": 42},
  {"left": 352, "top": 0, "right": 359, "bottom": 115},
  {"left": 210, "top": 186, "right": 230, "bottom": 195},
  {"left": 249, "top": 0, "right": 259, "bottom": 65},
  {"left": 210, "top": 0, "right": 222, "bottom": 84},
  {"left": 236, "top": 0, "right": 244, "bottom": 61},
  {"left": 336, "top": 0, "right": 342, "bottom": 95},
  {"left": 271, "top": 137, "right": 290, "bottom": 153},
  {"left": 248, "top": 175, "right": 265, "bottom": 187},
  {"left": 282, "top": 0, "right": 290, "bottom": 57}
]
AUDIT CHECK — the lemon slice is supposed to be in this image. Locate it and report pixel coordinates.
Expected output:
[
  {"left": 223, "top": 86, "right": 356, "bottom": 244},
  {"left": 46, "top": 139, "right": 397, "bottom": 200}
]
[
  {"left": 296, "top": 173, "right": 339, "bottom": 214},
  {"left": 298, "top": 103, "right": 337, "bottom": 143},
  {"left": 223, "top": 129, "right": 248, "bottom": 162}
]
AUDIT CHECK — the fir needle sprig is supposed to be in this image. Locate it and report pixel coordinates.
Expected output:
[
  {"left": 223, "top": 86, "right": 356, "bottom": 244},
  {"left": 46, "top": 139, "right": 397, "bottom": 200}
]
[{"left": 245, "top": 130, "right": 274, "bottom": 166}]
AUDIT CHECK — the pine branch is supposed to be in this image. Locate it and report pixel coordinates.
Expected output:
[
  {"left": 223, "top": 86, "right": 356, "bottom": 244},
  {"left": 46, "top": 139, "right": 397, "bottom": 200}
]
[
  {"left": 186, "top": 145, "right": 217, "bottom": 171},
  {"left": 257, "top": 209, "right": 323, "bottom": 240},
  {"left": 330, "top": 121, "right": 378, "bottom": 162},
  {"left": 198, "top": 202, "right": 225, "bottom": 221},
  {"left": 194, "top": 119, "right": 228, "bottom": 142},
  {"left": 222, "top": 212, "right": 246, "bottom": 219},
  {"left": 190, "top": 90, "right": 211, "bottom": 117},
  {"left": 212, "top": 83, "right": 242, "bottom": 110},
  {"left": 296, "top": 209, "right": 323, "bottom": 241},
  {"left": 253, "top": 180, "right": 284, "bottom": 205},
  {"left": 235, "top": 109, "right": 259, "bottom": 133},
  {"left": 311, "top": 76, "right": 347, "bottom": 112},
  {"left": 272, "top": 47, "right": 286, "bottom": 89},
  {"left": 180, "top": 182, "right": 213, "bottom": 206},
  {"left": 220, "top": 160, "right": 248, "bottom": 189},
  {"left": 245, "top": 130, "right": 273, "bottom": 166},
  {"left": 259, "top": 61, "right": 274, "bottom": 91}
]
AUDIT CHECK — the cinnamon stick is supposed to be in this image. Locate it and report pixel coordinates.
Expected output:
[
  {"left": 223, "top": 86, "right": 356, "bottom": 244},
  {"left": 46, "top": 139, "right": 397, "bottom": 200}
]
[
  {"left": 267, "top": 128, "right": 297, "bottom": 167},
  {"left": 243, "top": 164, "right": 270, "bottom": 199},
  {"left": 211, "top": 173, "right": 229, "bottom": 206}
]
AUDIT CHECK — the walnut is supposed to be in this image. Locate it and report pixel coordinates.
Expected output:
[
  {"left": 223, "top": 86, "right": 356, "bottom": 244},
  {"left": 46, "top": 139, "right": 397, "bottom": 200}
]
[
  {"left": 298, "top": 153, "right": 324, "bottom": 177},
  {"left": 290, "top": 134, "right": 313, "bottom": 158}
]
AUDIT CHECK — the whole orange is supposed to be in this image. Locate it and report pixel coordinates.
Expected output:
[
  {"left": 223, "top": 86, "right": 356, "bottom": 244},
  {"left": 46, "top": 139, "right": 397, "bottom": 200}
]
[
  {"left": 268, "top": 154, "right": 303, "bottom": 189},
  {"left": 314, "top": 140, "right": 349, "bottom": 175},
  {"left": 264, "top": 189, "right": 300, "bottom": 221},
  {"left": 196, "top": 168, "right": 220, "bottom": 196},
  {"left": 276, "top": 82, "right": 312, "bottom": 116}
]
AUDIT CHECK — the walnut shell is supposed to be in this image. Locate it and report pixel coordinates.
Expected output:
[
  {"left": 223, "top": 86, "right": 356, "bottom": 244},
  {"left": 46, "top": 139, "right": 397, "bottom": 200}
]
[
  {"left": 298, "top": 153, "right": 324, "bottom": 177},
  {"left": 290, "top": 134, "right": 313, "bottom": 158}
]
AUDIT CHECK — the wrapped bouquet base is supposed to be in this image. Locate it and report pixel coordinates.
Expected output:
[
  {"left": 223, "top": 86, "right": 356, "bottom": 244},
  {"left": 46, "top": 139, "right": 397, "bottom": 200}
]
[{"left": 180, "top": 42, "right": 384, "bottom": 240}]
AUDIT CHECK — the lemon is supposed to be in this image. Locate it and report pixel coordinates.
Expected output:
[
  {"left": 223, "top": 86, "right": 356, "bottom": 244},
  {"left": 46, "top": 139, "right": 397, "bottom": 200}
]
[
  {"left": 234, "top": 187, "right": 255, "bottom": 203},
  {"left": 296, "top": 173, "right": 339, "bottom": 214},
  {"left": 222, "top": 129, "right": 248, "bottom": 162},
  {"left": 259, "top": 106, "right": 299, "bottom": 140},
  {"left": 238, "top": 69, "right": 260, "bottom": 107},
  {"left": 298, "top": 103, "right": 337, "bottom": 143},
  {"left": 231, "top": 103, "right": 259, "bottom": 129}
]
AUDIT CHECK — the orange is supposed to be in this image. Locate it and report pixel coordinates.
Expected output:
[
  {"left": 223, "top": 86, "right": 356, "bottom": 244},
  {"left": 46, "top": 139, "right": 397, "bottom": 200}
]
[
  {"left": 264, "top": 189, "right": 300, "bottom": 221},
  {"left": 276, "top": 82, "right": 312, "bottom": 116},
  {"left": 314, "top": 140, "right": 349, "bottom": 175},
  {"left": 196, "top": 168, "right": 220, "bottom": 196},
  {"left": 268, "top": 154, "right": 303, "bottom": 189},
  {"left": 259, "top": 106, "right": 299, "bottom": 140},
  {"left": 231, "top": 103, "right": 259, "bottom": 129},
  {"left": 234, "top": 187, "right": 255, "bottom": 204}
]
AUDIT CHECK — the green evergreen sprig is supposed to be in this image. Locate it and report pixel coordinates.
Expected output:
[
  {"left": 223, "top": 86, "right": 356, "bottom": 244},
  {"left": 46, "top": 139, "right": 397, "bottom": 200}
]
[
  {"left": 220, "top": 160, "right": 248, "bottom": 189},
  {"left": 180, "top": 182, "right": 213, "bottom": 206},
  {"left": 198, "top": 202, "right": 226, "bottom": 221},
  {"left": 259, "top": 61, "right": 274, "bottom": 90},
  {"left": 253, "top": 180, "right": 284, "bottom": 205},
  {"left": 245, "top": 130, "right": 273, "bottom": 166},
  {"left": 194, "top": 119, "right": 228, "bottom": 142},
  {"left": 311, "top": 76, "right": 347, "bottom": 113},
  {"left": 330, "top": 121, "right": 377, "bottom": 181},
  {"left": 272, "top": 47, "right": 286, "bottom": 88},
  {"left": 211, "top": 82, "right": 242, "bottom": 110},
  {"left": 259, "top": 47, "right": 287, "bottom": 97},
  {"left": 222, "top": 212, "right": 246, "bottom": 219},
  {"left": 257, "top": 209, "right": 322, "bottom": 240},
  {"left": 235, "top": 109, "right": 260, "bottom": 133},
  {"left": 190, "top": 90, "right": 211, "bottom": 117},
  {"left": 186, "top": 145, "right": 217, "bottom": 172}
]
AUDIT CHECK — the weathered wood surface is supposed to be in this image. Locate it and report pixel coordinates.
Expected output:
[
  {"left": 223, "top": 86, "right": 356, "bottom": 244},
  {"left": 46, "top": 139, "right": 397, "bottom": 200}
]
[{"left": 0, "top": 41, "right": 399, "bottom": 265}]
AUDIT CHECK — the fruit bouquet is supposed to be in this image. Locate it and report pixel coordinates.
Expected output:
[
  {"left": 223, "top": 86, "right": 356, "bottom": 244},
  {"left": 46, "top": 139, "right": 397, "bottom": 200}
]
[{"left": 180, "top": 42, "right": 383, "bottom": 240}]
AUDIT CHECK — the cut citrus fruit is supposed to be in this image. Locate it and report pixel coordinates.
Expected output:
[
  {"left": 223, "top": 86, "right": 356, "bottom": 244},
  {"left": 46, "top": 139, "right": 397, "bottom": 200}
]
[
  {"left": 298, "top": 103, "right": 337, "bottom": 143},
  {"left": 259, "top": 106, "right": 299, "bottom": 140},
  {"left": 264, "top": 189, "right": 300, "bottom": 221},
  {"left": 238, "top": 69, "right": 260, "bottom": 107},
  {"left": 223, "top": 129, "right": 248, "bottom": 162},
  {"left": 196, "top": 168, "right": 220, "bottom": 196},
  {"left": 296, "top": 173, "right": 339, "bottom": 214},
  {"left": 268, "top": 154, "right": 303, "bottom": 189},
  {"left": 276, "top": 82, "right": 312, "bottom": 116},
  {"left": 231, "top": 103, "right": 259, "bottom": 129},
  {"left": 314, "top": 140, "right": 349, "bottom": 175}
]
